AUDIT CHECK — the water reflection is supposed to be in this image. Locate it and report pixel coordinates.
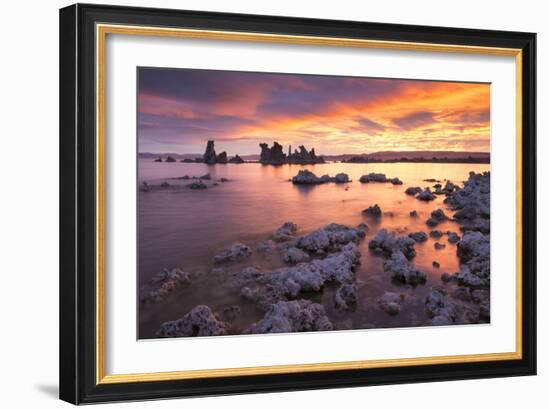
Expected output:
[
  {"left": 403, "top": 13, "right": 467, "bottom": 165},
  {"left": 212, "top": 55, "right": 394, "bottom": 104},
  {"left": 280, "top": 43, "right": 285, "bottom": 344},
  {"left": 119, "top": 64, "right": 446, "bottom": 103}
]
[{"left": 138, "top": 160, "right": 490, "bottom": 338}]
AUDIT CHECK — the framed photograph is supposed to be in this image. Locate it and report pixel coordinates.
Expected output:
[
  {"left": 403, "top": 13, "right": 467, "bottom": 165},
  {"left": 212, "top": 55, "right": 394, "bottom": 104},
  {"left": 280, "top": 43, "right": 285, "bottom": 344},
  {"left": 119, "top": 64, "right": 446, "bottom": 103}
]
[{"left": 59, "top": 3, "right": 536, "bottom": 404}]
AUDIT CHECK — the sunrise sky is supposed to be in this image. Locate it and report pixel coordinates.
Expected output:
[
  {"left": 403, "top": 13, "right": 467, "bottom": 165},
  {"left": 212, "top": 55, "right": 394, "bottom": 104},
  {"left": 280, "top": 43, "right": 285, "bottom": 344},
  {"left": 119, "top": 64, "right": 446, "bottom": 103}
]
[{"left": 138, "top": 68, "right": 490, "bottom": 156}]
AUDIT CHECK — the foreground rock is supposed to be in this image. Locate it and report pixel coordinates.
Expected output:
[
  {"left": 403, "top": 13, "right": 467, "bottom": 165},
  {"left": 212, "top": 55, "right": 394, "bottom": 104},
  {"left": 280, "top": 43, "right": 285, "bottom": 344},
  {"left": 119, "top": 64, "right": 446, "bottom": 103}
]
[
  {"left": 281, "top": 246, "right": 311, "bottom": 265},
  {"left": 444, "top": 172, "right": 490, "bottom": 232},
  {"left": 273, "top": 222, "right": 298, "bottom": 242},
  {"left": 214, "top": 242, "right": 252, "bottom": 263},
  {"left": 239, "top": 242, "right": 362, "bottom": 310},
  {"left": 157, "top": 305, "right": 227, "bottom": 337},
  {"left": 377, "top": 291, "right": 406, "bottom": 315},
  {"left": 334, "top": 284, "right": 357, "bottom": 310},
  {"left": 369, "top": 229, "right": 425, "bottom": 285},
  {"left": 425, "top": 287, "right": 459, "bottom": 325},
  {"left": 140, "top": 268, "right": 191, "bottom": 304},
  {"left": 244, "top": 300, "right": 333, "bottom": 334}
]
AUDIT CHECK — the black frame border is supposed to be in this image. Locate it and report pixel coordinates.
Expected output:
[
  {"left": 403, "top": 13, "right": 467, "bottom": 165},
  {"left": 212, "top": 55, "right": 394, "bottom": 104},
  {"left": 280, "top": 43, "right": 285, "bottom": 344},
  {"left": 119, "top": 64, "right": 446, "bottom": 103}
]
[{"left": 59, "top": 3, "right": 536, "bottom": 404}]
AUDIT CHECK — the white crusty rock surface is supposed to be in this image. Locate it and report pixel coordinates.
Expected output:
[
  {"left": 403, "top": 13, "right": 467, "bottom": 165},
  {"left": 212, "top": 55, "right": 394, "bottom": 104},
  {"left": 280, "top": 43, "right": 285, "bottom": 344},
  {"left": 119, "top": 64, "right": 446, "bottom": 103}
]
[
  {"left": 296, "top": 223, "right": 366, "bottom": 254},
  {"left": 157, "top": 305, "right": 228, "bottom": 337},
  {"left": 214, "top": 242, "right": 252, "bottom": 263},
  {"left": 244, "top": 300, "right": 333, "bottom": 334},
  {"left": 368, "top": 229, "right": 416, "bottom": 259},
  {"left": 334, "top": 284, "right": 357, "bottom": 310},
  {"left": 140, "top": 268, "right": 191, "bottom": 304},
  {"left": 377, "top": 291, "right": 406, "bottom": 315},
  {"left": 273, "top": 221, "right": 298, "bottom": 242},
  {"left": 383, "top": 250, "right": 427, "bottom": 285}
]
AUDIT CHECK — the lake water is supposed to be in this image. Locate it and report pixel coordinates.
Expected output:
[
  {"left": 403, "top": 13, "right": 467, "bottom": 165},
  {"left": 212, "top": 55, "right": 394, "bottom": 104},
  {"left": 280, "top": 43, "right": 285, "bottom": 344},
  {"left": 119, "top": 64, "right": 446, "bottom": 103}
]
[{"left": 138, "top": 160, "right": 490, "bottom": 338}]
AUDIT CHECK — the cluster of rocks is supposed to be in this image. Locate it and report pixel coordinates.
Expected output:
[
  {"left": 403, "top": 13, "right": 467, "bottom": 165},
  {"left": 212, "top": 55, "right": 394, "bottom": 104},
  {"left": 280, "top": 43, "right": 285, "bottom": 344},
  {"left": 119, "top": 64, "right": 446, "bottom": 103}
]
[
  {"left": 359, "top": 173, "right": 402, "bottom": 185},
  {"left": 368, "top": 229, "right": 426, "bottom": 285},
  {"left": 140, "top": 268, "right": 191, "bottom": 304},
  {"left": 444, "top": 172, "right": 490, "bottom": 234},
  {"left": 141, "top": 173, "right": 232, "bottom": 192},
  {"left": 424, "top": 285, "right": 489, "bottom": 326},
  {"left": 429, "top": 172, "right": 491, "bottom": 325},
  {"left": 259, "top": 142, "right": 325, "bottom": 165},
  {"left": 291, "top": 169, "right": 350, "bottom": 185},
  {"left": 234, "top": 223, "right": 366, "bottom": 314}
]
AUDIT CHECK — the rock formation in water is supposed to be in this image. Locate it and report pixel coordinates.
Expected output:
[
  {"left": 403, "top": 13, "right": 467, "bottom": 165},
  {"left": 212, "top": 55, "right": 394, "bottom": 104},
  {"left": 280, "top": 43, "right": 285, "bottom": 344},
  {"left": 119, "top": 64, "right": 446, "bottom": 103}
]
[
  {"left": 228, "top": 155, "right": 245, "bottom": 164},
  {"left": 202, "top": 140, "right": 228, "bottom": 164},
  {"left": 259, "top": 141, "right": 324, "bottom": 165},
  {"left": 216, "top": 151, "right": 228, "bottom": 164}
]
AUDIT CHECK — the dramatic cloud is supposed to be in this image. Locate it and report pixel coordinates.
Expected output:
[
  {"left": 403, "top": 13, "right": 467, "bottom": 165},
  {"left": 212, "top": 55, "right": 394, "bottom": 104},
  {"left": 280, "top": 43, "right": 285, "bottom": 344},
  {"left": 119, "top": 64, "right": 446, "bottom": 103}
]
[{"left": 138, "top": 68, "right": 490, "bottom": 155}]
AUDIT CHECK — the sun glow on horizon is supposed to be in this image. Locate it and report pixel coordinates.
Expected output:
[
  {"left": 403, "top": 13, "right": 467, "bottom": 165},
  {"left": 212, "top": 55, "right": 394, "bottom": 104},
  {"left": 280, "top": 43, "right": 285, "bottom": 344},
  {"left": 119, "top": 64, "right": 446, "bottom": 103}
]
[{"left": 138, "top": 68, "right": 490, "bottom": 156}]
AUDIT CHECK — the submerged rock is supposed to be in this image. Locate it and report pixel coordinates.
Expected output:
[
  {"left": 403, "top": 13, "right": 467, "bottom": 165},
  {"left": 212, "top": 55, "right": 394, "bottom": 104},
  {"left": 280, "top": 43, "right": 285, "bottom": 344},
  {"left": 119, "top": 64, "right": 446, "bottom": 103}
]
[
  {"left": 426, "top": 209, "right": 448, "bottom": 227},
  {"left": 188, "top": 181, "right": 207, "bottom": 190},
  {"left": 140, "top": 268, "right": 191, "bottom": 304},
  {"left": 273, "top": 221, "right": 298, "bottom": 242},
  {"left": 221, "top": 305, "right": 241, "bottom": 322},
  {"left": 405, "top": 186, "right": 422, "bottom": 195},
  {"left": 377, "top": 291, "right": 406, "bottom": 315},
  {"left": 214, "top": 242, "right": 252, "bottom": 263},
  {"left": 390, "top": 177, "right": 403, "bottom": 185},
  {"left": 417, "top": 188, "right": 436, "bottom": 201},
  {"left": 334, "top": 284, "right": 357, "bottom": 311},
  {"left": 434, "top": 242, "right": 446, "bottom": 250},
  {"left": 408, "top": 231, "right": 428, "bottom": 243},
  {"left": 429, "top": 230, "right": 443, "bottom": 239},
  {"left": 157, "top": 305, "right": 227, "bottom": 337},
  {"left": 245, "top": 300, "right": 333, "bottom": 334},
  {"left": 160, "top": 181, "right": 170, "bottom": 187},
  {"left": 447, "top": 232, "right": 461, "bottom": 244},
  {"left": 140, "top": 181, "right": 150, "bottom": 192},
  {"left": 409, "top": 210, "right": 418, "bottom": 217},
  {"left": 362, "top": 204, "right": 382, "bottom": 218}
]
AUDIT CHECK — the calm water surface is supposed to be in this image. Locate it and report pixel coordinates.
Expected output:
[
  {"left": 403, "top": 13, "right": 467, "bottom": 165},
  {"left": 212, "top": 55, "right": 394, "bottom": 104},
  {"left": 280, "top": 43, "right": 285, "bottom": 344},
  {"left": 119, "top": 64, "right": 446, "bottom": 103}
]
[{"left": 138, "top": 160, "right": 490, "bottom": 338}]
